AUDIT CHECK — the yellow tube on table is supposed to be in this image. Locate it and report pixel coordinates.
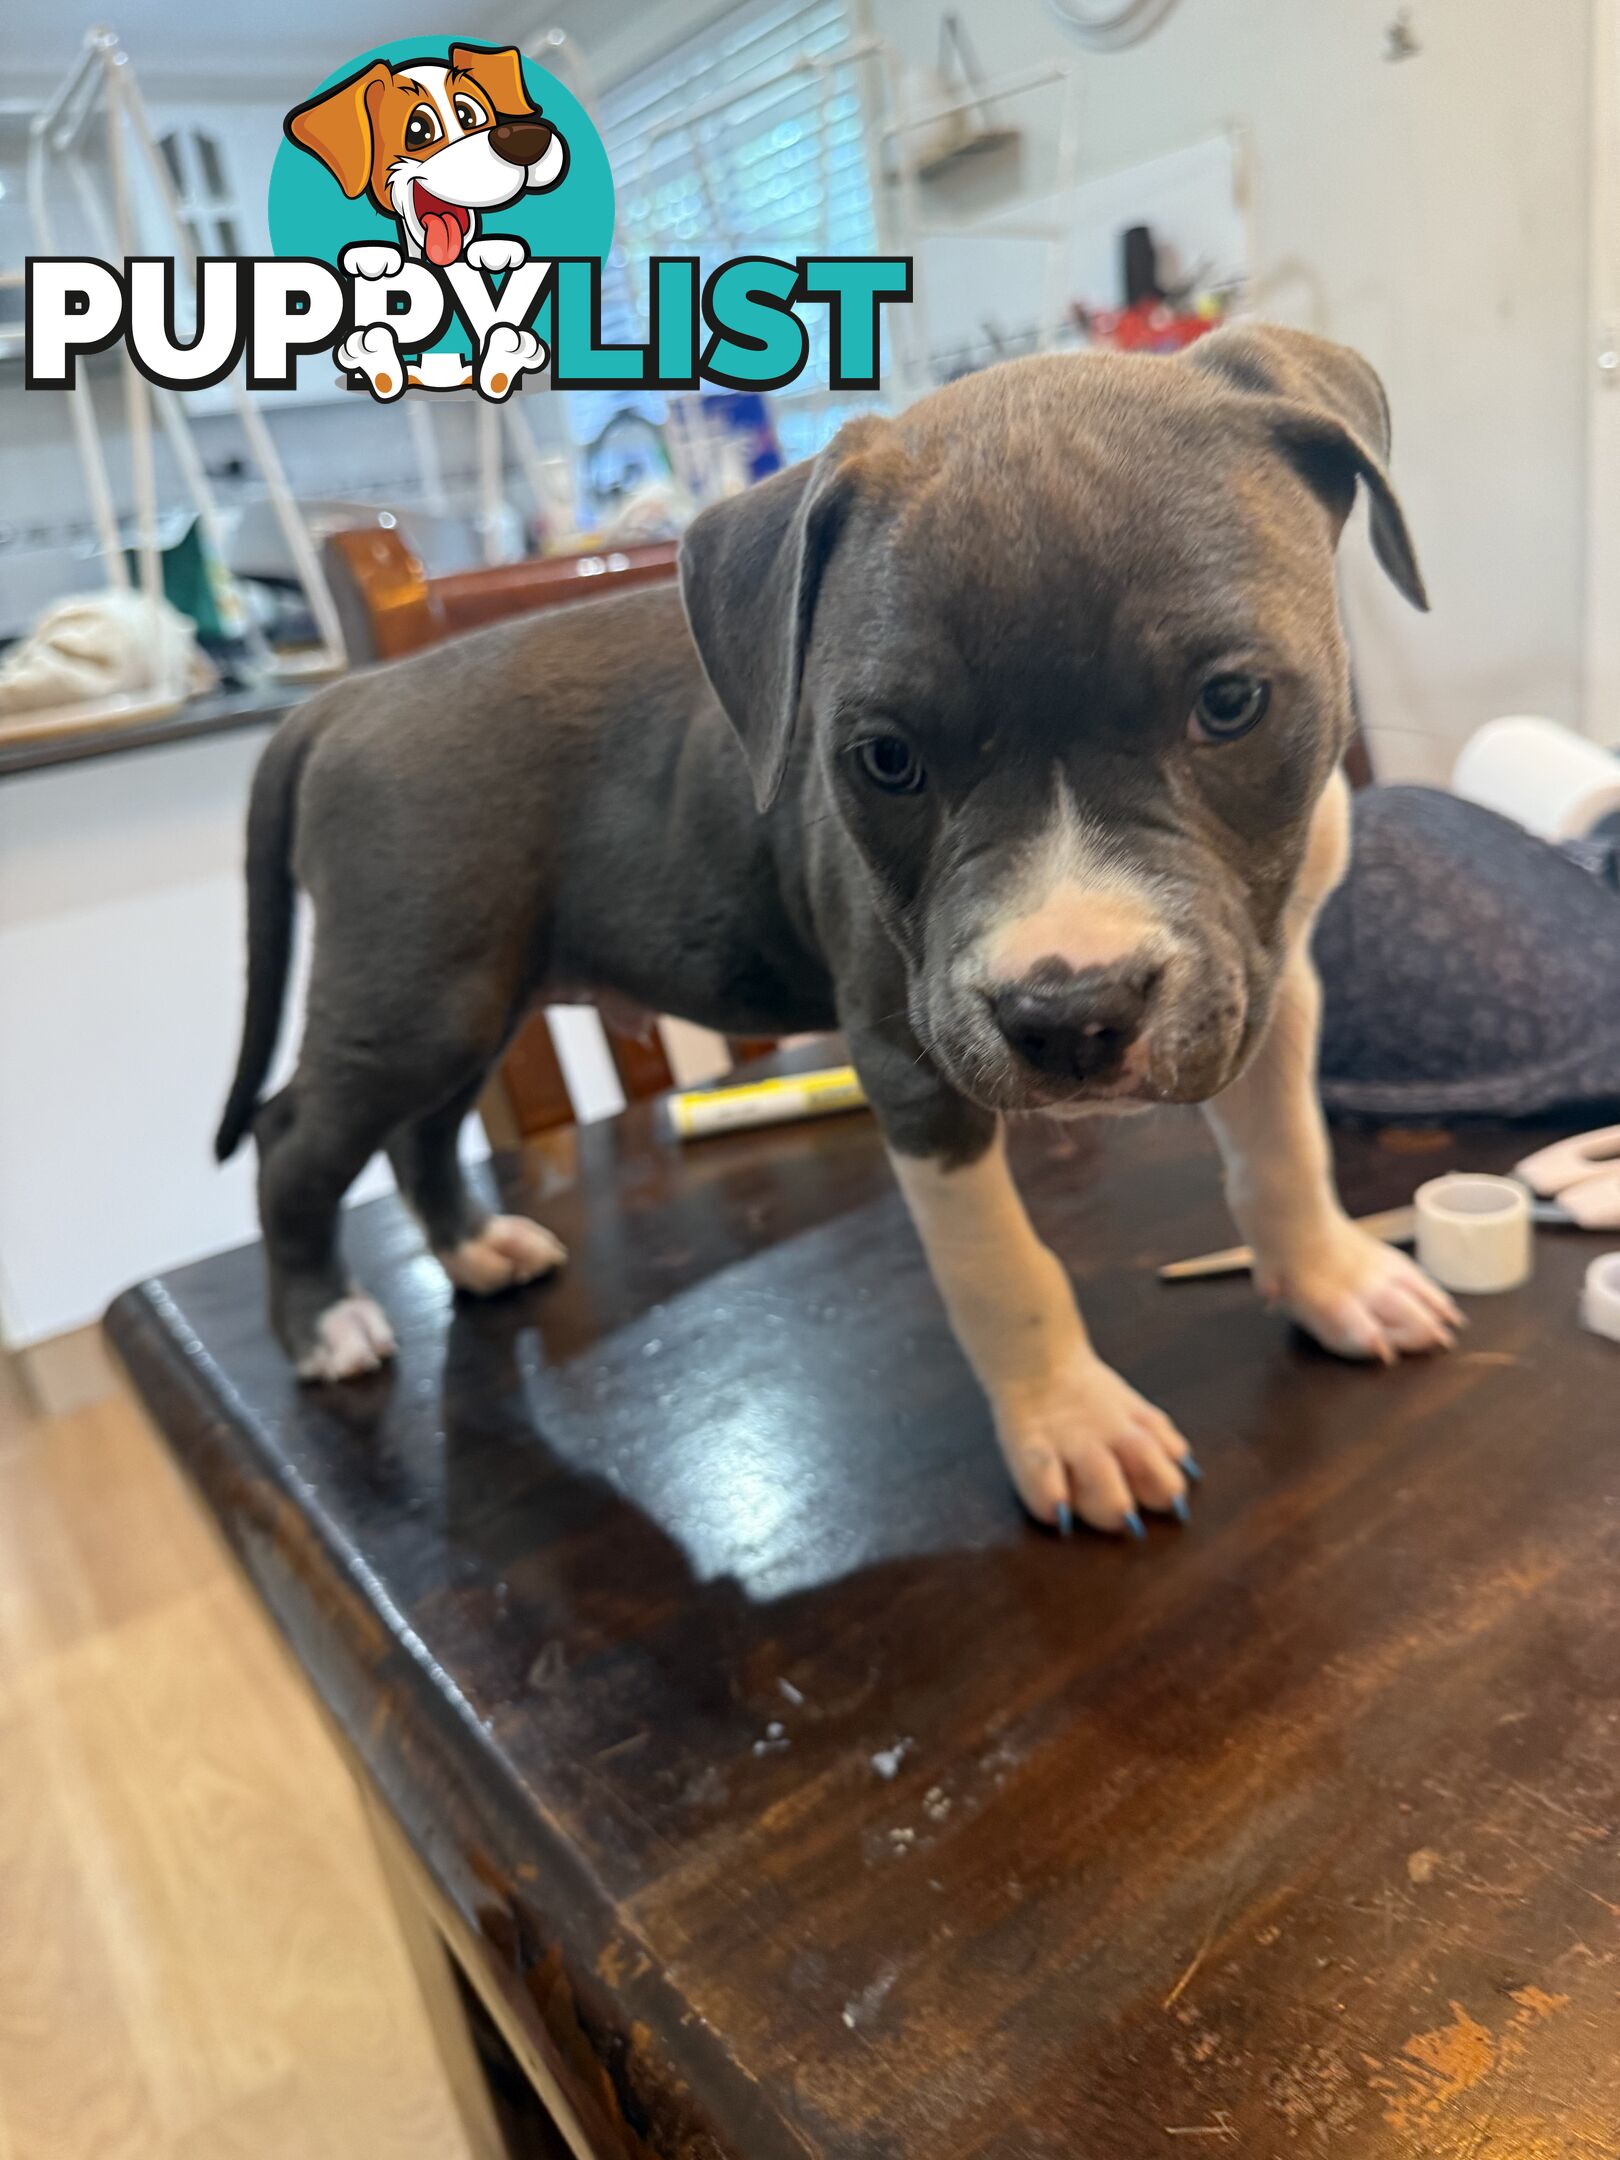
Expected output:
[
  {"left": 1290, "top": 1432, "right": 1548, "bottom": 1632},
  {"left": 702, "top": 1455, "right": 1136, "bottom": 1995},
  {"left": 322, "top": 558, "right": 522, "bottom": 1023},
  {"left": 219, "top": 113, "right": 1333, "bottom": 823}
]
[{"left": 665, "top": 1066, "right": 868, "bottom": 1140}]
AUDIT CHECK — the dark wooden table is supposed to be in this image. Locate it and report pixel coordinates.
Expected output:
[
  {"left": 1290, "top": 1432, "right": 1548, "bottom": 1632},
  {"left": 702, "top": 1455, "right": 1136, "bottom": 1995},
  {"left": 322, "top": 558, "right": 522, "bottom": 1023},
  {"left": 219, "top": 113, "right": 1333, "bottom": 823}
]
[{"left": 106, "top": 1085, "right": 1620, "bottom": 2159}]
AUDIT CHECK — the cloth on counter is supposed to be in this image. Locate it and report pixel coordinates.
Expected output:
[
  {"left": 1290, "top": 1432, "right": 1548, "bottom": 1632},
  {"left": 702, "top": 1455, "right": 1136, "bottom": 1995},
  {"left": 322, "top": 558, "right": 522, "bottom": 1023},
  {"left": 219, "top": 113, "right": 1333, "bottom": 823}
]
[{"left": 0, "top": 591, "right": 216, "bottom": 722}]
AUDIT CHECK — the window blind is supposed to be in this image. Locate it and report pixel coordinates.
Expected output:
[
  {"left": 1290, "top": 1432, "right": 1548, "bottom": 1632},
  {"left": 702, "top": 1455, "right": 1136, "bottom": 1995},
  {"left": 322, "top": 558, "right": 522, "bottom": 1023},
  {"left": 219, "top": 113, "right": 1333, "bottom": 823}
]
[{"left": 569, "top": 0, "right": 882, "bottom": 462}]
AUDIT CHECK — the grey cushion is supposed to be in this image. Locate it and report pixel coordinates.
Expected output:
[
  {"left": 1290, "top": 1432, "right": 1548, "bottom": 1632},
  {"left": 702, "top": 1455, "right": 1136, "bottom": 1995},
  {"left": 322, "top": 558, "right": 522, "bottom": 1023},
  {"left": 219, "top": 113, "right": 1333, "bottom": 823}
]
[{"left": 1313, "top": 786, "right": 1620, "bottom": 1120}]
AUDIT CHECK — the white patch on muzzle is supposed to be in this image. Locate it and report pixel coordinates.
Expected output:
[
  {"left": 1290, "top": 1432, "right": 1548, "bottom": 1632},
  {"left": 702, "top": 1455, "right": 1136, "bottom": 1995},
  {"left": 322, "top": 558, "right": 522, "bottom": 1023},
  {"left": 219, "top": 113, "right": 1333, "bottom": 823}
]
[
  {"left": 407, "top": 129, "right": 531, "bottom": 211},
  {"left": 976, "top": 774, "right": 1173, "bottom": 988}
]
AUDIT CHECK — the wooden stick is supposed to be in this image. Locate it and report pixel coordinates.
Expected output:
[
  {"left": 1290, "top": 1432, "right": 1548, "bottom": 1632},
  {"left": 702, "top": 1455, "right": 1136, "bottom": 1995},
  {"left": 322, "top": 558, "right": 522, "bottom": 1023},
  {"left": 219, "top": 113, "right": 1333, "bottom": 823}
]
[{"left": 1159, "top": 1205, "right": 1418, "bottom": 1282}]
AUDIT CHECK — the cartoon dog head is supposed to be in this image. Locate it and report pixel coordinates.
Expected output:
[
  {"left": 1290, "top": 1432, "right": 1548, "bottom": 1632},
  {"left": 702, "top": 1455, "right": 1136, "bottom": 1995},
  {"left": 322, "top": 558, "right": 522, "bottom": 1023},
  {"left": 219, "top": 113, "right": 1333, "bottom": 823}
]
[{"left": 285, "top": 44, "right": 569, "bottom": 266}]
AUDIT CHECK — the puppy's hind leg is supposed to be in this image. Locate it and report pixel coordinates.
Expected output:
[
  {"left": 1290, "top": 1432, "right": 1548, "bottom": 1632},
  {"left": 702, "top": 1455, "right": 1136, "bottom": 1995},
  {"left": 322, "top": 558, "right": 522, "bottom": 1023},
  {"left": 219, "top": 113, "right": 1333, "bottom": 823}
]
[
  {"left": 387, "top": 1081, "right": 566, "bottom": 1297},
  {"left": 255, "top": 1067, "right": 404, "bottom": 1381}
]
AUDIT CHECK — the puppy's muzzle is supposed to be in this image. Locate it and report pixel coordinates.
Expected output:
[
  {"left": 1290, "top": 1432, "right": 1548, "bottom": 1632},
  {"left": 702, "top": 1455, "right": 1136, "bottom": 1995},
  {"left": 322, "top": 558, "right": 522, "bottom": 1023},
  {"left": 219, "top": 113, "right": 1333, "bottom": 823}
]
[
  {"left": 490, "top": 119, "right": 552, "bottom": 166},
  {"left": 989, "top": 960, "right": 1161, "bottom": 1089}
]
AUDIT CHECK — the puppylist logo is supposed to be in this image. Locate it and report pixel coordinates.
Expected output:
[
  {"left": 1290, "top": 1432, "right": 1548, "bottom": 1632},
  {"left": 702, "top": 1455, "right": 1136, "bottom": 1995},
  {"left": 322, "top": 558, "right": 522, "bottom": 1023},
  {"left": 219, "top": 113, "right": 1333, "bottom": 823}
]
[{"left": 25, "top": 38, "right": 913, "bottom": 406}]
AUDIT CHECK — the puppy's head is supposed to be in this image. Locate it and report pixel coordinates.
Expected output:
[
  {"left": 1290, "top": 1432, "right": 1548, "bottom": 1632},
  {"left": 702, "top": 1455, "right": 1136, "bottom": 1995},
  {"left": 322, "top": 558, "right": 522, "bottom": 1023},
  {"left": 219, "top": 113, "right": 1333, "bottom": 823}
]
[
  {"left": 284, "top": 45, "right": 568, "bottom": 266},
  {"left": 680, "top": 325, "right": 1426, "bottom": 1116}
]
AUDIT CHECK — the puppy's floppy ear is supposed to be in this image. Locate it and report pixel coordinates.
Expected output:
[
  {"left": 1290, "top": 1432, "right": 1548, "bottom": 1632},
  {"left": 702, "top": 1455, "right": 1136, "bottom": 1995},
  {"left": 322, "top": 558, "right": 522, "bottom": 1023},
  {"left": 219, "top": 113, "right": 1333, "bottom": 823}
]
[
  {"left": 679, "top": 446, "right": 860, "bottom": 812},
  {"left": 284, "top": 61, "right": 390, "bottom": 200},
  {"left": 1186, "top": 322, "right": 1428, "bottom": 611},
  {"left": 450, "top": 43, "right": 537, "bottom": 119}
]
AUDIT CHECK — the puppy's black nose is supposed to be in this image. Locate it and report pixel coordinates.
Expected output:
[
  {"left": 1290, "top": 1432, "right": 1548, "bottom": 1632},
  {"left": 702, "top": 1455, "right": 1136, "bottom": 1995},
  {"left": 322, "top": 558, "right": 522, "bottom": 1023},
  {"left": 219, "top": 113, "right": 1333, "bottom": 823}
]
[
  {"left": 489, "top": 119, "right": 552, "bottom": 166},
  {"left": 991, "top": 964, "right": 1160, "bottom": 1085}
]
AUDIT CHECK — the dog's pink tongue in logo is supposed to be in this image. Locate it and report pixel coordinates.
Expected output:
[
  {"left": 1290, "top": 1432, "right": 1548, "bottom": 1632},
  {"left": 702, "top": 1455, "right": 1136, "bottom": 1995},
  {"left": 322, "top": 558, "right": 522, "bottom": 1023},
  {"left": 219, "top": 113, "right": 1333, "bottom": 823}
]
[
  {"left": 414, "top": 183, "right": 469, "bottom": 267},
  {"left": 423, "top": 213, "right": 460, "bottom": 265}
]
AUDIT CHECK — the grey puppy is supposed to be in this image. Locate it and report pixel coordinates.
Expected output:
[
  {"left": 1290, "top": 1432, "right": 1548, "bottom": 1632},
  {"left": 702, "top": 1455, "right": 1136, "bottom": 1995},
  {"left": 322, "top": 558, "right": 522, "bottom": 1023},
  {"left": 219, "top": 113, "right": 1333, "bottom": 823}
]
[{"left": 217, "top": 323, "right": 1461, "bottom": 1536}]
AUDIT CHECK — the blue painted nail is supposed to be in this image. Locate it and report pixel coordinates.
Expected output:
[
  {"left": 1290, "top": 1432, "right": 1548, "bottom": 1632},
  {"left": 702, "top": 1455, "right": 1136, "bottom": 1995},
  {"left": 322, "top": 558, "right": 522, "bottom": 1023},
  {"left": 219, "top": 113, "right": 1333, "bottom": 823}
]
[
  {"left": 1182, "top": 1454, "right": 1203, "bottom": 1482},
  {"left": 1172, "top": 1493, "right": 1191, "bottom": 1525},
  {"left": 1124, "top": 1509, "right": 1147, "bottom": 1542},
  {"left": 1055, "top": 1502, "right": 1074, "bottom": 1538}
]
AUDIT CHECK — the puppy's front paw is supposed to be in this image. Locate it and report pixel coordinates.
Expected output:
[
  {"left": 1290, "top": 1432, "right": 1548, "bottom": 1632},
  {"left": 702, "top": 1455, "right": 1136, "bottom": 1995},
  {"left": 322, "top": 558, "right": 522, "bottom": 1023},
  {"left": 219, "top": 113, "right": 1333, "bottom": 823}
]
[
  {"left": 439, "top": 1214, "right": 566, "bottom": 1296},
  {"left": 993, "top": 1355, "right": 1194, "bottom": 1539},
  {"left": 296, "top": 1293, "right": 397, "bottom": 1381},
  {"left": 466, "top": 235, "right": 528, "bottom": 274},
  {"left": 340, "top": 242, "right": 404, "bottom": 280},
  {"left": 477, "top": 324, "right": 546, "bottom": 399},
  {"left": 1261, "top": 1223, "right": 1462, "bottom": 1364},
  {"left": 336, "top": 323, "right": 404, "bottom": 399}
]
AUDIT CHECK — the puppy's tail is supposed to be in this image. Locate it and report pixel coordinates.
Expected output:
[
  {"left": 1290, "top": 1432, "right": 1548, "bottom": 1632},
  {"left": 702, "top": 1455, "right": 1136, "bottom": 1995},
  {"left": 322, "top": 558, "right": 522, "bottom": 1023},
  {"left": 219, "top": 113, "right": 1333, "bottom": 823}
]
[{"left": 214, "top": 706, "right": 322, "bottom": 1162}]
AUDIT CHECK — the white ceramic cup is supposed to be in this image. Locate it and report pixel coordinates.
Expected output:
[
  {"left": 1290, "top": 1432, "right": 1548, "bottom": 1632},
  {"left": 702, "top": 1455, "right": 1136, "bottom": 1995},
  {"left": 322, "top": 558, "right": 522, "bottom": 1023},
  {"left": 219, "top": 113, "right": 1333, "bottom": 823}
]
[{"left": 1413, "top": 1173, "right": 1533, "bottom": 1295}]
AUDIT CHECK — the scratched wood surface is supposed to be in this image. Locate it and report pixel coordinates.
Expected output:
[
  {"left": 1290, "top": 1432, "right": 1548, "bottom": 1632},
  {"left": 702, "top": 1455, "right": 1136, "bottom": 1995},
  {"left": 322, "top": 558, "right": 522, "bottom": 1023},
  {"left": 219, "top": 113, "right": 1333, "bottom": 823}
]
[{"left": 106, "top": 1087, "right": 1620, "bottom": 2160}]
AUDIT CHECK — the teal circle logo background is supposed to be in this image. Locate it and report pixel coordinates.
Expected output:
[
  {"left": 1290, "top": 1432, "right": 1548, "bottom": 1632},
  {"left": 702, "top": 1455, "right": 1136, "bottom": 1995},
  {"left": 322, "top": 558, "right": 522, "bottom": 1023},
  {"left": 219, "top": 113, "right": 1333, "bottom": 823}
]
[{"left": 268, "top": 40, "right": 615, "bottom": 266}]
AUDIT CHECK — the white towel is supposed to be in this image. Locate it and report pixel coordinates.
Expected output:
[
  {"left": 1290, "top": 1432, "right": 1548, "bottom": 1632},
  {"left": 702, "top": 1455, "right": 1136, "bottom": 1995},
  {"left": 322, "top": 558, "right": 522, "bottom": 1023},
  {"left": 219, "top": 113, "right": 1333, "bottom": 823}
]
[{"left": 0, "top": 591, "right": 215, "bottom": 721}]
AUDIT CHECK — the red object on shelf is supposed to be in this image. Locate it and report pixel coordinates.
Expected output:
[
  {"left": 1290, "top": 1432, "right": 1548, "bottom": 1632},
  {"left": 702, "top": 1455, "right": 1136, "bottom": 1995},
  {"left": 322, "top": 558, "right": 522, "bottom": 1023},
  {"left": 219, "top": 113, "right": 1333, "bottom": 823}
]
[{"left": 1075, "top": 297, "right": 1220, "bottom": 354}]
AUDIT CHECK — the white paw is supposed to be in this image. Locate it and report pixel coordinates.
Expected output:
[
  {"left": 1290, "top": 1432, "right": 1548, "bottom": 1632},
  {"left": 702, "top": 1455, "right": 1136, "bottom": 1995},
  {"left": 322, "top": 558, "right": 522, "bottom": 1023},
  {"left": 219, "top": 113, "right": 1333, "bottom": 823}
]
[
  {"left": 296, "top": 1293, "right": 397, "bottom": 1381},
  {"left": 340, "top": 242, "right": 404, "bottom": 280},
  {"left": 477, "top": 323, "right": 546, "bottom": 400},
  {"left": 336, "top": 323, "right": 404, "bottom": 400},
  {"left": 439, "top": 1214, "right": 566, "bottom": 1296},
  {"left": 993, "top": 1354, "right": 1193, "bottom": 1538},
  {"left": 465, "top": 234, "right": 528, "bottom": 274},
  {"left": 1261, "top": 1222, "right": 1463, "bottom": 1364}
]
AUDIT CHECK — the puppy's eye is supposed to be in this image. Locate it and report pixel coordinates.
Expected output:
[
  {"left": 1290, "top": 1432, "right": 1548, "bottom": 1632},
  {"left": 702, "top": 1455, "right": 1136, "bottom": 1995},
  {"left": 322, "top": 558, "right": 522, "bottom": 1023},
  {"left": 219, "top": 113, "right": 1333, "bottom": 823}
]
[
  {"left": 1190, "top": 673, "right": 1269, "bottom": 744},
  {"left": 855, "top": 736, "right": 926, "bottom": 795},
  {"left": 453, "top": 97, "right": 485, "bottom": 130},
  {"left": 404, "top": 106, "right": 441, "bottom": 150}
]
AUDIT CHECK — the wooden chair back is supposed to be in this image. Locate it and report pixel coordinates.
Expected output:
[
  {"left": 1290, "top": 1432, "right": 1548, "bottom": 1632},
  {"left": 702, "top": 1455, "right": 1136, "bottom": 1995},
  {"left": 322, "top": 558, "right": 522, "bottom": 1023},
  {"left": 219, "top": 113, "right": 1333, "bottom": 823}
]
[
  {"left": 480, "top": 1014, "right": 673, "bottom": 1146},
  {"left": 323, "top": 527, "right": 682, "bottom": 665}
]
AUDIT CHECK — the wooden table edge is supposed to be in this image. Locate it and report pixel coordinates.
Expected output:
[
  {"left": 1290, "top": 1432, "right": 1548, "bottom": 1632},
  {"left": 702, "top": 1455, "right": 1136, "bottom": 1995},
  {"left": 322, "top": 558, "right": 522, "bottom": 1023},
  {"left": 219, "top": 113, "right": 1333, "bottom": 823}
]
[{"left": 103, "top": 1273, "right": 812, "bottom": 2160}]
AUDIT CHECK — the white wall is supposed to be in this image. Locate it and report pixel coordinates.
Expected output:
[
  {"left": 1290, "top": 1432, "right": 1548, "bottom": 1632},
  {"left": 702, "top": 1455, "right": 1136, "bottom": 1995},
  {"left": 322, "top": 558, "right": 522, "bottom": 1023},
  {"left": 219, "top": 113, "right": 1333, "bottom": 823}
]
[
  {"left": 0, "top": 728, "right": 397, "bottom": 1344},
  {"left": 534, "top": 0, "right": 1596, "bottom": 783},
  {"left": 1, "top": 729, "right": 262, "bottom": 1342}
]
